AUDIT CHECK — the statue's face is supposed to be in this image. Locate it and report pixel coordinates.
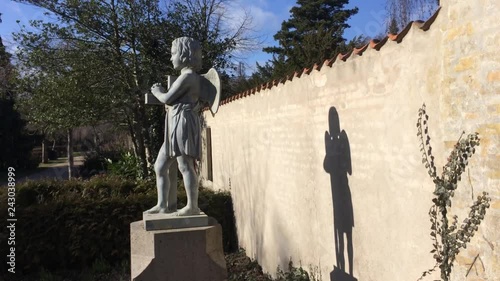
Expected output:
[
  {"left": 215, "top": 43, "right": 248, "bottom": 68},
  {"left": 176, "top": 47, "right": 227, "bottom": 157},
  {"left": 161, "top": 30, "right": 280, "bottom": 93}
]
[{"left": 171, "top": 44, "right": 182, "bottom": 70}]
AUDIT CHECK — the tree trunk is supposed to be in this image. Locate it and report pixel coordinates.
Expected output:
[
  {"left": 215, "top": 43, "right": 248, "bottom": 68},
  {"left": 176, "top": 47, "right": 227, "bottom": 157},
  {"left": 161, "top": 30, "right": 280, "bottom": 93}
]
[
  {"left": 134, "top": 122, "right": 148, "bottom": 178},
  {"left": 141, "top": 109, "right": 153, "bottom": 169},
  {"left": 41, "top": 139, "right": 49, "bottom": 164},
  {"left": 67, "top": 128, "right": 74, "bottom": 179},
  {"left": 128, "top": 119, "right": 140, "bottom": 158},
  {"left": 92, "top": 125, "right": 100, "bottom": 153},
  {"left": 131, "top": 99, "right": 149, "bottom": 178}
]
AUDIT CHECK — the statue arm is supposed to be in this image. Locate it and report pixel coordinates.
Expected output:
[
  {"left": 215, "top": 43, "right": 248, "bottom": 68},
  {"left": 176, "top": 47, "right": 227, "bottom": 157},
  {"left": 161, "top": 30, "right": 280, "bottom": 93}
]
[{"left": 151, "top": 74, "right": 190, "bottom": 105}]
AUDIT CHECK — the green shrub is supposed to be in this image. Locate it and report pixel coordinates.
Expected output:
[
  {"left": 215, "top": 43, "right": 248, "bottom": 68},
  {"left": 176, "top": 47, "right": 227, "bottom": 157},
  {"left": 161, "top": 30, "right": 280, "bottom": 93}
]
[
  {"left": 226, "top": 249, "right": 321, "bottom": 281},
  {"left": 275, "top": 261, "right": 321, "bottom": 281},
  {"left": 0, "top": 176, "right": 237, "bottom": 276},
  {"left": 79, "top": 150, "right": 125, "bottom": 178},
  {"left": 199, "top": 188, "right": 238, "bottom": 252},
  {"left": 107, "top": 151, "right": 144, "bottom": 180},
  {"left": 0, "top": 96, "right": 41, "bottom": 171},
  {"left": 12, "top": 175, "right": 143, "bottom": 207},
  {"left": 38, "top": 268, "right": 63, "bottom": 281},
  {"left": 0, "top": 195, "right": 154, "bottom": 274},
  {"left": 416, "top": 104, "right": 491, "bottom": 281},
  {"left": 91, "top": 255, "right": 112, "bottom": 274},
  {"left": 80, "top": 153, "right": 108, "bottom": 173}
]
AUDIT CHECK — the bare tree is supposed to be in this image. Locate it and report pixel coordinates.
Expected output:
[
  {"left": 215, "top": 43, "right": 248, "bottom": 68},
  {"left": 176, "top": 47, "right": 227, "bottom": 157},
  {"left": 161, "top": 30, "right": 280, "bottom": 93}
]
[
  {"left": 386, "top": 0, "right": 439, "bottom": 33},
  {"left": 14, "top": 0, "right": 260, "bottom": 177},
  {"left": 167, "top": 0, "right": 262, "bottom": 70}
]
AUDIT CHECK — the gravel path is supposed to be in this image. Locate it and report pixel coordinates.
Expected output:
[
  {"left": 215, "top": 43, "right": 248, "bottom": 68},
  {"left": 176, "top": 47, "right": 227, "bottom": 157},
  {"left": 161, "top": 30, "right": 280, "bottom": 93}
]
[{"left": 11, "top": 156, "right": 85, "bottom": 184}]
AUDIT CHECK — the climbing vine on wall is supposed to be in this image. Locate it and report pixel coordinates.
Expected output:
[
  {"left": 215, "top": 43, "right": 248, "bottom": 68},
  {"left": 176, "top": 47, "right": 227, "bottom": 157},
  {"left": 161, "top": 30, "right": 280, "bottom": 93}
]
[{"left": 416, "top": 104, "right": 491, "bottom": 281}]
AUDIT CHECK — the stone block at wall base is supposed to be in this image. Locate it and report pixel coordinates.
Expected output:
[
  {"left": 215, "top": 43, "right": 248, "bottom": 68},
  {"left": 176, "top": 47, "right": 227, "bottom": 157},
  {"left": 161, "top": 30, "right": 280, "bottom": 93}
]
[{"left": 130, "top": 220, "right": 227, "bottom": 281}]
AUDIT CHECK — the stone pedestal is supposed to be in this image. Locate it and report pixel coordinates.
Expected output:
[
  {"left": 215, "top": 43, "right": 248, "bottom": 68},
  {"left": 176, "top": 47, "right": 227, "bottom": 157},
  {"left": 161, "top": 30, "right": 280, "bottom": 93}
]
[
  {"left": 142, "top": 212, "right": 212, "bottom": 231},
  {"left": 130, "top": 218, "right": 227, "bottom": 281}
]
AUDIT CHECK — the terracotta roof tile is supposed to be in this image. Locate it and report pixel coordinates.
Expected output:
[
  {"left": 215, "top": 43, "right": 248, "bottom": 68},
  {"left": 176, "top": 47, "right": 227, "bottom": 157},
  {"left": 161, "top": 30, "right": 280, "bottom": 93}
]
[
  {"left": 337, "top": 50, "right": 352, "bottom": 61},
  {"left": 369, "top": 37, "right": 389, "bottom": 51},
  {"left": 323, "top": 57, "right": 336, "bottom": 67},
  {"left": 302, "top": 67, "right": 312, "bottom": 75},
  {"left": 353, "top": 43, "right": 369, "bottom": 56},
  {"left": 388, "top": 20, "right": 414, "bottom": 43},
  {"left": 212, "top": 7, "right": 442, "bottom": 109}
]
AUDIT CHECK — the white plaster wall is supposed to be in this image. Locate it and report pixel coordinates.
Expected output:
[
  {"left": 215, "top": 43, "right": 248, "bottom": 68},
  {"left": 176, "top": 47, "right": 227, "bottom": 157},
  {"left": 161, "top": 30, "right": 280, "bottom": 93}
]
[{"left": 203, "top": 0, "right": 499, "bottom": 280}]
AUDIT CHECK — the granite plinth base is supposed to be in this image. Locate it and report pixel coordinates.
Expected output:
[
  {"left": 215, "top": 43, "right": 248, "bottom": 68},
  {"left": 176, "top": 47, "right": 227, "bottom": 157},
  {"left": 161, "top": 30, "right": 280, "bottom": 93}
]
[{"left": 130, "top": 220, "right": 227, "bottom": 281}]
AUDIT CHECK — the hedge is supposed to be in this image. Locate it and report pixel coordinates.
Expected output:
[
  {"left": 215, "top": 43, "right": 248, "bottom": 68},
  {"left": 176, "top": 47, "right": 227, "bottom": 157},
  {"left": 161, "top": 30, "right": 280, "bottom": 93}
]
[{"left": 0, "top": 175, "right": 237, "bottom": 276}]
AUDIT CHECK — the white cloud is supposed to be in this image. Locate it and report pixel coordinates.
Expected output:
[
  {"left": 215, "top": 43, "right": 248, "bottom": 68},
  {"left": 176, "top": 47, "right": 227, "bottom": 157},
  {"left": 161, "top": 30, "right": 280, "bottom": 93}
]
[
  {"left": 218, "top": 0, "right": 296, "bottom": 68},
  {"left": 226, "top": 0, "right": 284, "bottom": 42},
  {"left": 249, "top": 5, "right": 281, "bottom": 37}
]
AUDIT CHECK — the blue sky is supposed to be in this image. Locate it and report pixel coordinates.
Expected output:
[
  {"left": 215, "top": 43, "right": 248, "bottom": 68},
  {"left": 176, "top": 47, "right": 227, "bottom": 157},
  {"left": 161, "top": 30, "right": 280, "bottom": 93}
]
[
  {"left": 239, "top": 0, "right": 387, "bottom": 68},
  {"left": 0, "top": 0, "right": 388, "bottom": 71}
]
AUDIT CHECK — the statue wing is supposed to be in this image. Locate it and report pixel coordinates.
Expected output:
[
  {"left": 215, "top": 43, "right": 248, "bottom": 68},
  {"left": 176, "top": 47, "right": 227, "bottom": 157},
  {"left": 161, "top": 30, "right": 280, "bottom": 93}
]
[
  {"left": 339, "top": 130, "right": 352, "bottom": 175},
  {"left": 200, "top": 68, "right": 221, "bottom": 116}
]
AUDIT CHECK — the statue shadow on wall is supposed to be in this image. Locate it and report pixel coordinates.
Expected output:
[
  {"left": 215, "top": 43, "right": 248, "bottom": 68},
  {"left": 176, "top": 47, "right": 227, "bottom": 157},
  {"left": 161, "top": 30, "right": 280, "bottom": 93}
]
[{"left": 323, "top": 107, "right": 357, "bottom": 281}]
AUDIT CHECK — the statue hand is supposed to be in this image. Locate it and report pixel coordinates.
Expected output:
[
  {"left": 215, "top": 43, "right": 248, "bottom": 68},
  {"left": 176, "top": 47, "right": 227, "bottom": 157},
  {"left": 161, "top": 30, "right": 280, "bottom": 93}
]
[{"left": 151, "top": 83, "right": 165, "bottom": 95}]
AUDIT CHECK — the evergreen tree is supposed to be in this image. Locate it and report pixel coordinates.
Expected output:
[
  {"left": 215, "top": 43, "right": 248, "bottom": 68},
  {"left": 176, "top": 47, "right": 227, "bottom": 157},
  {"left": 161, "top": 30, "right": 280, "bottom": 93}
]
[
  {"left": 239, "top": 34, "right": 367, "bottom": 91},
  {"left": 0, "top": 37, "right": 39, "bottom": 170},
  {"left": 388, "top": 17, "right": 399, "bottom": 34},
  {"left": 263, "top": 0, "right": 358, "bottom": 77}
]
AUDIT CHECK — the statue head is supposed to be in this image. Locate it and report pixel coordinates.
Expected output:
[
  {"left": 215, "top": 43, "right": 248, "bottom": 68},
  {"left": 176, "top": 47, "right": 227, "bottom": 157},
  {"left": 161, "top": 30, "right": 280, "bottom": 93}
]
[{"left": 171, "top": 37, "right": 202, "bottom": 71}]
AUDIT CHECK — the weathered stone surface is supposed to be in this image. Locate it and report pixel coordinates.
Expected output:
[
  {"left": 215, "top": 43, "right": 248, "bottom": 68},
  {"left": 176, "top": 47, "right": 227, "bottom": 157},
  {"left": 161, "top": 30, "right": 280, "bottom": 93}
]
[
  {"left": 142, "top": 212, "right": 213, "bottom": 231},
  {"left": 130, "top": 220, "right": 227, "bottom": 281}
]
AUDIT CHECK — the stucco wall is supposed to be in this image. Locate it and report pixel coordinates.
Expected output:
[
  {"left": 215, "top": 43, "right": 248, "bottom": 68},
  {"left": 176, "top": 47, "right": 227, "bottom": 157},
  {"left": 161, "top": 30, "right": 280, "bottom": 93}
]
[
  {"left": 439, "top": 1, "right": 499, "bottom": 280},
  {"left": 202, "top": 1, "right": 499, "bottom": 280}
]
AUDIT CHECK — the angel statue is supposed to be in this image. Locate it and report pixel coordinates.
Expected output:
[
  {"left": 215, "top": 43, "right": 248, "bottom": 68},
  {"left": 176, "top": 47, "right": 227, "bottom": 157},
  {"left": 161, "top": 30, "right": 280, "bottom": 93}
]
[{"left": 144, "top": 37, "right": 220, "bottom": 216}]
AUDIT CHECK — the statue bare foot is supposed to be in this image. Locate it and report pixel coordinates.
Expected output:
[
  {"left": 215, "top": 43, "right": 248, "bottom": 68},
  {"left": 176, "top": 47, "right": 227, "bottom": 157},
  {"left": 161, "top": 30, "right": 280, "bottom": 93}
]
[
  {"left": 176, "top": 206, "right": 201, "bottom": 216},
  {"left": 144, "top": 205, "right": 176, "bottom": 214}
]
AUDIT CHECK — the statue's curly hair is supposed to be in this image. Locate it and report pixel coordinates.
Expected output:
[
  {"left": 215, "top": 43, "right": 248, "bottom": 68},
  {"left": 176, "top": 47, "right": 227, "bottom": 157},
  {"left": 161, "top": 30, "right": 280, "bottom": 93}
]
[{"left": 173, "top": 37, "right": 202, "bottom": 71}]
